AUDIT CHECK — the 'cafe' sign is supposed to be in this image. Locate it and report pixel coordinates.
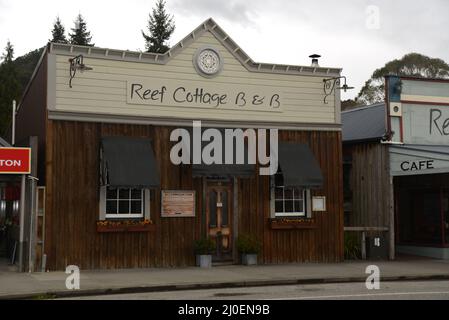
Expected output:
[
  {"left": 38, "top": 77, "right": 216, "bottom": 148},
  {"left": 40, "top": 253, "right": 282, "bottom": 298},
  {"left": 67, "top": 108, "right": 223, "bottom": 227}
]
[{"left": 127, "top": 78, "right": 282, "bottom": 110}]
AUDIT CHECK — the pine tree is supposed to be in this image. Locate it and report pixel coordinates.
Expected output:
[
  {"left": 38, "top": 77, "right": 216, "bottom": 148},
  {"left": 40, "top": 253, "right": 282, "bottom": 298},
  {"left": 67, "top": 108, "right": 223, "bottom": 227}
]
[
  {"left": 0, "top": 41, "right": 20, "bottom": 135},
  {"left": 50, "top": 17, "right": 68, "bottom": 44},
  {"left": 69, "top": 14, "right": 94, "bottom": 46},
  {"left": 0, "top": 40, "right": 14, "bottom": 63},
  {"left": 142, "top": 0, "right": 175, "bottom": 53}
]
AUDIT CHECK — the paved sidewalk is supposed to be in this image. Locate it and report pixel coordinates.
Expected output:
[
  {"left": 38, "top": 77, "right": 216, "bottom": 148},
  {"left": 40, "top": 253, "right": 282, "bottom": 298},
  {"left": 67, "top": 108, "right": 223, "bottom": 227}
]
[{"left": 1, "top": 258, "right": 449, "bottom": 299}]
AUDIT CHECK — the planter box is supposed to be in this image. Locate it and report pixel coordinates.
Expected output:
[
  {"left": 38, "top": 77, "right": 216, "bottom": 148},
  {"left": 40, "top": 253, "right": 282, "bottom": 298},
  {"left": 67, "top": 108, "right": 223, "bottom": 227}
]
[
  {"left": 241, "top": 253, "right": 257, "bottom": 265},
  {"left": 196, "top": 254, "right": 212, "bottom": 268},
  {"left": 269, "top": 218, "right": 316, "bottom": 230},
  {"left": 96, "top": 223, "right": 155, "bottom": 233}
]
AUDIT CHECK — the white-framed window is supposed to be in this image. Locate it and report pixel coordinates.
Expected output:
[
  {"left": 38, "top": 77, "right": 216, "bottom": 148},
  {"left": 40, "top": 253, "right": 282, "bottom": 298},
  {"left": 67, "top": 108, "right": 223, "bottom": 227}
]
[
  {"left": 271, "top": 171, "right": 311, "bottom": 217},
  {"left": 99, "top": 186, "right": 150, "bottom": 220}
]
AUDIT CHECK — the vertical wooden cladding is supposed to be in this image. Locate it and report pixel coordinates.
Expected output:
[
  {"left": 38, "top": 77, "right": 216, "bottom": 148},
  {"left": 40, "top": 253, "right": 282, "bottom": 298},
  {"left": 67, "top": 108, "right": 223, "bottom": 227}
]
[
  {"left": 238, "top": 131, "right": 344, "bottom": 263},
  {"left": 45, "top": 120, "right": 202, "bottom": 270},
  {"left": 45, "top": 121, "right": 343, "bottom": 270},
  {"left": 347, "top": 143, "right": 391, "bottom": 229}
]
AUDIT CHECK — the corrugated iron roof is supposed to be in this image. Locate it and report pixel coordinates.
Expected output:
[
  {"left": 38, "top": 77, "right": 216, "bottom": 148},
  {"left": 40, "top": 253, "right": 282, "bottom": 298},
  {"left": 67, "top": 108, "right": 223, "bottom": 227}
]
[{"left": 342, "top": 103, "right": 386, "bottom": 142}]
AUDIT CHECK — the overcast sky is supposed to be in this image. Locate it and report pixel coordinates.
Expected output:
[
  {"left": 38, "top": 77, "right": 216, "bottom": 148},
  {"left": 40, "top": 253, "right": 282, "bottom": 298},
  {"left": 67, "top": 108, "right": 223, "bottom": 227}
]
[{"left": 0, "top": 0, "right": 448, "bottom": 99}]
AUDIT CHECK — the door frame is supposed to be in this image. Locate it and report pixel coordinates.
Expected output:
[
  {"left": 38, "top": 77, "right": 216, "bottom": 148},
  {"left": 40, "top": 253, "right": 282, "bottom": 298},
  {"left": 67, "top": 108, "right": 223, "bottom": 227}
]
[{"left": 204, "top": 178, "right": 237, "bottom": 262}]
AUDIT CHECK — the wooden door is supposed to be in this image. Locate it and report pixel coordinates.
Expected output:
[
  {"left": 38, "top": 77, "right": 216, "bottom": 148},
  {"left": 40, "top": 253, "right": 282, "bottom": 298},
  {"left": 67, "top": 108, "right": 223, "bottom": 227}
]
[{"left": 206, "top": 181, "right": 233, "bottom": 262}]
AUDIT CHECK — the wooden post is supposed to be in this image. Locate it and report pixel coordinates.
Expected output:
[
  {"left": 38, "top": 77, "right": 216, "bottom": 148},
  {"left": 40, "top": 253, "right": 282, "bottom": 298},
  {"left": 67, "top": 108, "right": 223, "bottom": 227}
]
[
  {"left": 18, "top": 174, "right": 26, "bottom": 272},
  {"left": 361, "top": 231, "right": 366, "bottom": 260},
  {"left": 232, "top": 177, "right": 238, "bottom": 263},
  {"left": 388, "top": 176, "right": 395, "bottom": 260}
]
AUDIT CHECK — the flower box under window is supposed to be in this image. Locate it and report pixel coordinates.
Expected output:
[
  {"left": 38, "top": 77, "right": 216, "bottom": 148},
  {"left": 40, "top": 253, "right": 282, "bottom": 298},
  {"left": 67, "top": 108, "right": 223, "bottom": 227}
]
[
  {"left": 96, "top": 220, "right": 155, "bottom": 233},
  {"left": 269, "top": 218, "right": 316, "bottom": 230}
]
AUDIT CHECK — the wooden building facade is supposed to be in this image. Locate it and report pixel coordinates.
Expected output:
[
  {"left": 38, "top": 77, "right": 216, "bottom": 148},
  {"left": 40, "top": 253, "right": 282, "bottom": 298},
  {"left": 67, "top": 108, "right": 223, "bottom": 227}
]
[
  {"left": 343, "top": 76, "right": 449, "bottom": 260},
  {"left": 15, "top": 19, "right": 344, "bottom": 270}
]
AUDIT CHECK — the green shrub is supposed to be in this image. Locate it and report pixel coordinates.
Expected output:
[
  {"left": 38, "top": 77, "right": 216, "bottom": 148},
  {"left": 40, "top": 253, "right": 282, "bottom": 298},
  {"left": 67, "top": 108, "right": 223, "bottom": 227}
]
[
  {"left": 236, "top": 234, "right": 261, "bottom": 254},
  {"left": 194, "top": 237, "right": 215, "bottom": 255},
  {"left": 344, "top": 232, "right": 361, "bottom": 260}
]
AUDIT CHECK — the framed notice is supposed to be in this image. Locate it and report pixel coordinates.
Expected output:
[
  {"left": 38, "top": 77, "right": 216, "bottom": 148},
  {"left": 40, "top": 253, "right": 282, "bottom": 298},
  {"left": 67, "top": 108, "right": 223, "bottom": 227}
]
[
  {"left": 312, "top": 196, "right": 326, "bottom": 212},
  {"left": 161, "top": 190, "right": 196, "bottom": 217}
]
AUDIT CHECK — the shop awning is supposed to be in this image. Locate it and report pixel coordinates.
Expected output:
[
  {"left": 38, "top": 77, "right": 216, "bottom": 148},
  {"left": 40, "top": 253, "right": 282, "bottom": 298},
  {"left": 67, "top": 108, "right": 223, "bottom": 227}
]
[
  {"left": 101, "top": 137, "right": 160, "bottom": 188},
  {"left": 278, "top": 142, "right": 323, "bottom": 188},
  {"left": 190, "top": 128, "right": 255, "bottom": 178},
  {"left": 192, "top": 163, "right": 255, "bottom": 177}
]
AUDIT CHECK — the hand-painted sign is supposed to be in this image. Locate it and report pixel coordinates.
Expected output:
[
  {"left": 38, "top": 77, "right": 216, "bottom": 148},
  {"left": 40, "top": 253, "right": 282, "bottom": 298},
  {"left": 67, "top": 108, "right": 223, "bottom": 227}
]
[
  {"left": 0, "top": 147, "right": 31, "bottom": 174},
  {"left": 127, "top": 79, "right": 281, "bottom": 111},
  {"left": 401, "top": 105, "right": 449, "bottom": 145},
  {"left": 161, "top": 190, "right": 196, "bottom": 217},
  {"left": 400, "top": 160, "right": 434, "bottom": 172},
  {"left": 390, "top": 146, "right": 449, "bottom": 176}
]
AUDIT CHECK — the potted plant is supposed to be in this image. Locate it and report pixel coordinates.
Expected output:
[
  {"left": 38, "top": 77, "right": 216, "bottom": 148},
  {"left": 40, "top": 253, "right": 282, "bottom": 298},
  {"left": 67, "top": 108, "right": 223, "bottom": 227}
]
[
  {"left": 194, "top": 237, "right": 215, "bottom": 268},
  {"left": 236, "top": 234, "right": 261, "bottom": 265}
]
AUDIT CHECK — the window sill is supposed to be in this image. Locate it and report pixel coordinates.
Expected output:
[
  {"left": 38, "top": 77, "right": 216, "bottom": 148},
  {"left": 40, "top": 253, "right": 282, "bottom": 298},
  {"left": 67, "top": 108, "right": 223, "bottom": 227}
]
[
  {"left": 96, "top": 221, "right": 155, "bottom": 233},
  {"left": 269, "top": 218, "right": 316, "bottom": 230}
]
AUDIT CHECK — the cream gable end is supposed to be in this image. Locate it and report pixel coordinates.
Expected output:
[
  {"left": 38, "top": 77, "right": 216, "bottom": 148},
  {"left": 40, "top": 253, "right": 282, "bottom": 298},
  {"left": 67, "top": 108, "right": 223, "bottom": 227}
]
[{"left": 47, "top": 18, "right": 342, "bottom": 129}]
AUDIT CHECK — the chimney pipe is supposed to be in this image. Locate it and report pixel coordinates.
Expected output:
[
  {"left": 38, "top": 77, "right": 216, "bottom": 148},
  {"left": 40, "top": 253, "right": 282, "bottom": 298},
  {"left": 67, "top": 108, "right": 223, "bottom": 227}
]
[{"left": 309, "top": 54, "right": 321, "bottom": 67}]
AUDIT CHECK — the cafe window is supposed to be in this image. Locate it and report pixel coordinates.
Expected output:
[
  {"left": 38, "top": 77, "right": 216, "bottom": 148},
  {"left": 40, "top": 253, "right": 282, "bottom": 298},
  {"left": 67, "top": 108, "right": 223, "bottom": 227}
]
[
  {"left": 271, "top": 171, "right": 309, "bottom": 217},
  {"left": 99, "top": 186, "right": 150, "bottom": 220}
]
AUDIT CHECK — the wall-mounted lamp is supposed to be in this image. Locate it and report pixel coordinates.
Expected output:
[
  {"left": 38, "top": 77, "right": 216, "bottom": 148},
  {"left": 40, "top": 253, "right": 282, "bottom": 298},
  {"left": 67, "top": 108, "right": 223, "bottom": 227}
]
[
  {"left": 69, "top": 54, "right": 93, "bottom": 88},
  {"left": 323, "top": 76, "right": 354, "bottom": 104}
]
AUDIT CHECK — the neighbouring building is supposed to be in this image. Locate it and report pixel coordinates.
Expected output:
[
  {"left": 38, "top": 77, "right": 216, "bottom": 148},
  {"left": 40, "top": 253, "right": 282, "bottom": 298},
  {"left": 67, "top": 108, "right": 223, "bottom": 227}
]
[
  {"left": 343, "top": 76, "right": 449, "bottom": 260},
  {"left": 14, "top": 18, "right": 344, "bottom": 271}
]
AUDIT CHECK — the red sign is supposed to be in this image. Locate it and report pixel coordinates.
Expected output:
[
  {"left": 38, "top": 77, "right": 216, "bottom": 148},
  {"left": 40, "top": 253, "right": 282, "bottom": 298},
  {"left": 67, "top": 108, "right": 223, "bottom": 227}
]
[{"left": 0, "top": 147, "right": 31, "bottom": 174}]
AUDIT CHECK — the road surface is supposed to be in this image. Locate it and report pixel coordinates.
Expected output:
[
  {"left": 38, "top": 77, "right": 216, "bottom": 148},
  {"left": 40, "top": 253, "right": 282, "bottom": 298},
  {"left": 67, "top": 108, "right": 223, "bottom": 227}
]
[{"left": 63, "top": 280, "right": 449, "bottom": 300}]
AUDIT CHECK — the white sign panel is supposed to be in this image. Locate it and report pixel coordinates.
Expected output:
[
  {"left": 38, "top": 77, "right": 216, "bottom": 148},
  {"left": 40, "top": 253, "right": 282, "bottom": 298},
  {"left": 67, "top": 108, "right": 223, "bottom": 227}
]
[
  {"left": 390, "top": 147, "right": 449, "bottom": 176},
  {"left": 127, "top": 78, "right": 282, "bottom": 111},
  {"left": 402, "top": 104, "right": 449, "bottom": 145}
]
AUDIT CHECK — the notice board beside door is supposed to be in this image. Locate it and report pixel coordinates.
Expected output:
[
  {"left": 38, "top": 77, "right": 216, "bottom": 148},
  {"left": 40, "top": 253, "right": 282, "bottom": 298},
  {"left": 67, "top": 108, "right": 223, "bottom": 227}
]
[{"left": 161, "top": 190, "right": 196, "bottom": 217}]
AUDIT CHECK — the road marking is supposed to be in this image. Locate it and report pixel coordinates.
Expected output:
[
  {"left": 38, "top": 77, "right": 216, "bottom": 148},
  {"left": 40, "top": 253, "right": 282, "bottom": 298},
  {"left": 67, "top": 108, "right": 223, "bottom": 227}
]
[{"left": 269, "top": 291, "right": 449, "bottom": 300}]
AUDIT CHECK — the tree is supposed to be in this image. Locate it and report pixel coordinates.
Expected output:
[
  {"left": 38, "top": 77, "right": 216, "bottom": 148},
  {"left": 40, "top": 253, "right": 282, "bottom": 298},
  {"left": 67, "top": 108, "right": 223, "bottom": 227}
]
[
  {"left": 0, "top": 40, "right": 14, "bottom": 63},
  {"left": 0, "top": 41, "right": 20, "bottom": 135},
  {"left": 357, "top": 53, "right": 449, "bottom": 104},
  {"left": 341, "top": 99, "right": 362, "bottom": 111},
  {"left": 69, "top": 14, "right": 94, "bottom": 46},
  {"left": 142, "top": 0, "right": 175, "bottom": 53},
  {"left": 50, "top": 16, "right": 68, "bottom": 44}
]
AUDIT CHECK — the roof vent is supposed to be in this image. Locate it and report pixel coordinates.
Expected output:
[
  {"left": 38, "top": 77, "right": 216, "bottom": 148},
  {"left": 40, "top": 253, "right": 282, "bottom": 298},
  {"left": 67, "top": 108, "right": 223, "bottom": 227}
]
[{"left": 309, "top": 54, "right": 321, "bottom": 67}]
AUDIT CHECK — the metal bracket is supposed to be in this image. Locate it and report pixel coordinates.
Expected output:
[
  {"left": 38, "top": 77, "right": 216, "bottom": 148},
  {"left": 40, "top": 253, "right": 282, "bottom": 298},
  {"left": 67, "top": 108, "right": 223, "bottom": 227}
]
[
  {"left": 68, "top": 54, "right": 92, "bottom": 88},
  {"left": 323, "top": 76, "right": 354, "bottom": 104}
]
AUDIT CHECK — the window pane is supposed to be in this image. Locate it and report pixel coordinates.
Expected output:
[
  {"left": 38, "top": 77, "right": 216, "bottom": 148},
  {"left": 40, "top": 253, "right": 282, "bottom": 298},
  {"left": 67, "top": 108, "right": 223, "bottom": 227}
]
[
  {"left": 130, "top": 200, "right": 142, "bottom": 213},
  {"left": 294, "top": 188, "right": 304, "bottom": 200},
  {"left": 106, "top": 188, "right": 117, "bottom": 199},
  {"left": 275, "top": 187, "right": 283, "bottom": 199},
  {"left": 284, "top": 188, "right": 293, "bottom": 199},
  {"left": 222, "top": 191, "right": 228, "bottom": 226},
  {"left": 294, "top": 200, "right": 303, "bottom": 212},
  {"left": 119, "top": 188, "right": 129, "bottom": 199},
  {"left": 275, "top": 200, "right": 284, "bottom": 213},
  {"left": 131, "top": 189, "right": 142, "bottom": 200},
  {"left": 209, "top": 190, "right": 217, "bottom": 227},
  {"left": 118, "top": 200, "right": 130, "bottom": 213},
  {"left": 284, "top": 200, "right": 294, "bottom": 213},
  {"left": 106, "top": 200, "right": 117, "bottom": 214}
]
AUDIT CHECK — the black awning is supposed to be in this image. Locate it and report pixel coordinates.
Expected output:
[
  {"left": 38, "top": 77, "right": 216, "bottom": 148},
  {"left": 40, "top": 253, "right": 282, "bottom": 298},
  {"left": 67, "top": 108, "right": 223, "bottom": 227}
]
[
  {"left": 189, "top": 128, "right": 255, "bottom": 178},
  {"left": 278, "top": 142, "right": 323, "bottom": 188},
  {"left": 192, "top": 163, "right": 254, "bottom": 177},
  {"left": 101, "top": 137, "right": 160, "bottom": 188}
]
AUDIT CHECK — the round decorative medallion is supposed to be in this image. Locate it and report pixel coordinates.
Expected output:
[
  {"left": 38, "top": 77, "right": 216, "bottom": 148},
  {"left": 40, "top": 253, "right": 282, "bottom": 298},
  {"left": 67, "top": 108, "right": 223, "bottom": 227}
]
[{"left": 193, "top": 47, "right": 223, "bottom": 78}]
